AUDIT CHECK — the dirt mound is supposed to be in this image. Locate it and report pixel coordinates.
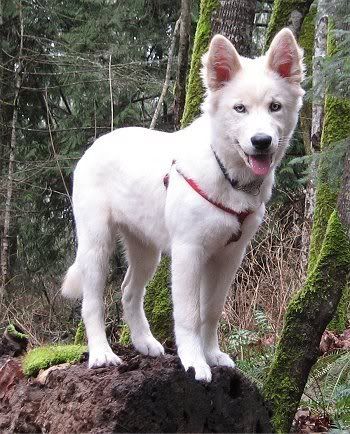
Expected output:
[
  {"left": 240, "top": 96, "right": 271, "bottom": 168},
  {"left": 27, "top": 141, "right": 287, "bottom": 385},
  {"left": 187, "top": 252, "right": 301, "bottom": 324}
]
[{"left": 0, "top": 344, "right": 272, "bottom": 433}]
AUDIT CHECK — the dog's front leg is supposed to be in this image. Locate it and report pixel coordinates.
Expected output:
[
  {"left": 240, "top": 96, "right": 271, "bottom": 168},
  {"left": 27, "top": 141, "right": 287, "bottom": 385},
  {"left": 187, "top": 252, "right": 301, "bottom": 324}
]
[
  {"left": 200, "top": 245, "right": 246, "bottom": 368},
  {"left": 171, "top": 241, "right": 212, "bottom": 382}
]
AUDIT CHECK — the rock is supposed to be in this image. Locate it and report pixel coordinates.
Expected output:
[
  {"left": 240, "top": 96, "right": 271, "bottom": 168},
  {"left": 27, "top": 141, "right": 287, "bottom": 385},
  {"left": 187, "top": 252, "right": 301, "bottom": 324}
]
[{"left": 0, "top": 344, "right": 272, "bottom": 433}]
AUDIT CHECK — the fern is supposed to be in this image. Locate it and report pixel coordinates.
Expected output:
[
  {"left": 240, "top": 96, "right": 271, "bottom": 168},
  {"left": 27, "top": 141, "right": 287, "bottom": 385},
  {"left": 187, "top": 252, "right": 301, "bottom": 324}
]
[{"left": 302, "top": 350, "right": 350, "bottom": 429}]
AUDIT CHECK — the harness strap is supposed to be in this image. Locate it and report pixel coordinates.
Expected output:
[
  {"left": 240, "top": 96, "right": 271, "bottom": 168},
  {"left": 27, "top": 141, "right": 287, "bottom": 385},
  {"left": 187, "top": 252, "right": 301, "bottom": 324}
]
[
  {"left": 163, "top": 161, "right": 253, "bottom": 243},
  {"left": 176, "top": 167, "right": 251, "bottom": 224}
]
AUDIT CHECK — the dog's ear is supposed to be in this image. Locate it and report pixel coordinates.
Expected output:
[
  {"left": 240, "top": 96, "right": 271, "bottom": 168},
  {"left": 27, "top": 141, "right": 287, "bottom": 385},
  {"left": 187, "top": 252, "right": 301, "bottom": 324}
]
[
  {"left": 202, "top": 35, "right": 241, "bottom": 91},
  {"left": 266, "top": 28, "right": 304, "bottom": 84}
]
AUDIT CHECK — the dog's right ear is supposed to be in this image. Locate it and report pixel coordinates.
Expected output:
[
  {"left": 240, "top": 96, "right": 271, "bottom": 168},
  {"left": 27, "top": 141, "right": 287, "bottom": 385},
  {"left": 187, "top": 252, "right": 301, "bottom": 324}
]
[{"left": 202, "top": 35, "right": 241, "bottom": 91}]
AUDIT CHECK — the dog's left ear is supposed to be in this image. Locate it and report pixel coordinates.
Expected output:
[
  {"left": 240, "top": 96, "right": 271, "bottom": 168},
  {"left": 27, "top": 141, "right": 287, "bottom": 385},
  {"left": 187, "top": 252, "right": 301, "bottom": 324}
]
[
  {"left": 202, "top": 34, "right": 241, "bottom": 91},
  {"left": 266, "top": 28, "right": 304, "bottom": 84}
]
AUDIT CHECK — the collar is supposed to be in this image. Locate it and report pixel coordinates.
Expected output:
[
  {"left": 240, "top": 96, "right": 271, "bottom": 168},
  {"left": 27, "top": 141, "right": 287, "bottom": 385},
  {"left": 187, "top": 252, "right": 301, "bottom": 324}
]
[{"left": 211, "top": 146, "right": 264, "bottom": 196}]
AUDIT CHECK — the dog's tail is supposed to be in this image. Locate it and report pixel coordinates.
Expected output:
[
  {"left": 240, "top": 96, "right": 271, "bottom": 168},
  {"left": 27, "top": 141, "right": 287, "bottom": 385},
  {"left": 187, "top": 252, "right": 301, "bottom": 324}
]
[{"left": 62, "top": 262, "right": 83, "bottom": 299}]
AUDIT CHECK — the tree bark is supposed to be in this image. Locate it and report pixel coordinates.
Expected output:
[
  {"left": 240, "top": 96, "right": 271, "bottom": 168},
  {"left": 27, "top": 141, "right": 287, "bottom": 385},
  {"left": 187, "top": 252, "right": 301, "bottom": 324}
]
[
  {"left": 212, "top": 0, "right": 257, "bottom": 57},
  {"left": 0, "top": 3, "right": 24, "bottom": 298},
  {"left": 181, "top": 0, "right": 257, "bottom": 127},
  {"left": 264, "top": 0, "right": 314, "bottom": 49},
  {"left": 173, "top": 0, "right": 192, "bottom": 129},
  {"left": 300, "top": 3, "right": 328, "bottom": 272}
]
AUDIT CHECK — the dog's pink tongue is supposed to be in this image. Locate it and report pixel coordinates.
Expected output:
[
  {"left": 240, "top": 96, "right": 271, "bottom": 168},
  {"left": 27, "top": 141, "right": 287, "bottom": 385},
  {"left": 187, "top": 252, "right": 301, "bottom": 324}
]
[{"left": 248, "top": 155, "right": 271, "bottom": 176}]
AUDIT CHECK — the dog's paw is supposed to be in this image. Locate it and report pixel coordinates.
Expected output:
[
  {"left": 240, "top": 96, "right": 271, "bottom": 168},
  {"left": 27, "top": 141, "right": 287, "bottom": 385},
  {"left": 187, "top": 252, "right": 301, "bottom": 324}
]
[
  {"left": 181, "top": 356, "right": 212, "bottom": 382},
  {"left": 88, "top": 346, "right": 122, "bottom": 368},
  {"left": 205, "top": 350, "right": 235, "bottom": 368},
  {"left": 133, "top": 335, "right": 165, "bottom": 357}
]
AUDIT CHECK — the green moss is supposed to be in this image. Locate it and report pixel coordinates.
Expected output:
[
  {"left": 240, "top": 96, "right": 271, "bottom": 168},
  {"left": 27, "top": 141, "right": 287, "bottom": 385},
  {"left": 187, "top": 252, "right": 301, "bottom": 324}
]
[
  {"left": 264, "top": 210, "right": 350, "bottom": 433},
  {"left": 298, "top": 5, "right": 316, "bottom": 72},
  {"left": 308, "top": 182, "right": 338, "bottom": 272},
  {"left": 298, "top": 6, "right": 316, "bottom": 154},
  {"left": 321, "top": 95, "right": 350, "bottom": 146},
  {"left": 144, "top": 256, "right": 173, "bottom": 343},
  {"left": 264, "top": 0, "right": 313, "bottom": 50},
  {"left": 329, "top": 285, "right": 350, "bottom": 333},
  {"left": 74, "top": 320, "right": 85, "bottom": 345},
  {"left": 181, "top": 0, "right": 220, "bottom": 128},
  {"left": 23, "top": 344, "right": 87, "bottom": 377},
  {"left": 6, "top": 324, "right": 27, "bottom": 341}
]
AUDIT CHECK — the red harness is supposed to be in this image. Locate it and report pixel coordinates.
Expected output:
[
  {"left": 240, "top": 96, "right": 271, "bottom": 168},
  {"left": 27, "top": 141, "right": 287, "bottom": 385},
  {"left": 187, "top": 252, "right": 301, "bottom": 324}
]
[{"left": 163, "top": 162, "right": 252, "bottom": 243}]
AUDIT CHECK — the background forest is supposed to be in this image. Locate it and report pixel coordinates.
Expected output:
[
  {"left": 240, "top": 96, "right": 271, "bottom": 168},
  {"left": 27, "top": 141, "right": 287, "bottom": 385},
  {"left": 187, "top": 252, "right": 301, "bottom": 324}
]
[{"left": 0, "top": 0, "right": 349, "bottom": 432}]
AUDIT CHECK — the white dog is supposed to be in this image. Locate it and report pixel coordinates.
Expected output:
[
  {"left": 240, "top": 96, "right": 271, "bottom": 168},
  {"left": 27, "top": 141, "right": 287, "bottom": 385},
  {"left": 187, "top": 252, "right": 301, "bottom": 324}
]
[{"left": 62, "top": 28, "right": 304, "bottom": 382}]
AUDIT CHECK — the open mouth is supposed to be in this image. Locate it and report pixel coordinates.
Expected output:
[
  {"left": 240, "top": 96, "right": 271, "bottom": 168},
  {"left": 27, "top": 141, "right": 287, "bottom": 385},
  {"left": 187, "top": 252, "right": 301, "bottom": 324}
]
[
  {"left": 247, "top": 154, "right": 273, "bottom": 176},
  {"left": 236, "top": 144, "right": 274, "bottom": 176}
]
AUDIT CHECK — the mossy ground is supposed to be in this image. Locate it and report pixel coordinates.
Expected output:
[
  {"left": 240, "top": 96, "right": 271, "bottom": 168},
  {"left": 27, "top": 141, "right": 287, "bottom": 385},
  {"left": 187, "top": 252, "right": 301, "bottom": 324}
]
[{"left": 23, "top": 344, "right": 87, "bottom": 377}]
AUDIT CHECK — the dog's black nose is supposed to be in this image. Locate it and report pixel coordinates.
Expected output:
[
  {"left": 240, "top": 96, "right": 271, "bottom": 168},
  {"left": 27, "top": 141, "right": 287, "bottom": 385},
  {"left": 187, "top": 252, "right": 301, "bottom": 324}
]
[{"left": 251, "top": 134, "right": 272, "bottom": 151}]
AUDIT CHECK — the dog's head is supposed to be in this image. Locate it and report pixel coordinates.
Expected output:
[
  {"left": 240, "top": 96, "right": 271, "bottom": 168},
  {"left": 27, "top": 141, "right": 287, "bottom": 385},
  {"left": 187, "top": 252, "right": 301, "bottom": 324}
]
[{"left": 201, "top": 28, "right": 304, "bottom": 177}]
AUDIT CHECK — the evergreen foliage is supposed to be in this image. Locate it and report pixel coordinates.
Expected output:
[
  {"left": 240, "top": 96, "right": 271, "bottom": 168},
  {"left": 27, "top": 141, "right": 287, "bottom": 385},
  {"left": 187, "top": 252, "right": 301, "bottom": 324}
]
[{"left": 0, "top": 0, "right": 181, "bottom": 285}]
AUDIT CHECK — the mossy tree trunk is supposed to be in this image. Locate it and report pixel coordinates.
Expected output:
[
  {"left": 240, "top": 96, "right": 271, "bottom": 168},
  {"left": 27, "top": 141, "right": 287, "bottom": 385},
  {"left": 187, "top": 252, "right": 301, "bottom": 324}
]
[
  {"left": 299, "top": 2, "right": 327, "bottom": 271},
  {"left": 173, "top": 0, "right": 192, "bottom": 129},
  {"left": 181, "top": 0, "right": 257, "bottom": 127},
  {"left": 307, "top": 7, "right": 350, "bottom": 332},
  {"left": 264, "top": 0, "right": 314, "bottom": 49},
  {"left": 263, "top": 209, "right": 350, "bottom": 433},
  {"left": 263, "top": 3, "right": 350, "bottom": 431}
]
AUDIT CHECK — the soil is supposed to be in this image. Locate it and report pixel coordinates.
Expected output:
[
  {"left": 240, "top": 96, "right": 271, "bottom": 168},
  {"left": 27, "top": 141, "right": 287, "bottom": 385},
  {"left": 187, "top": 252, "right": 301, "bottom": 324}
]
[{"left": 0, "top": 344, "right": 272, "bottom": 433}]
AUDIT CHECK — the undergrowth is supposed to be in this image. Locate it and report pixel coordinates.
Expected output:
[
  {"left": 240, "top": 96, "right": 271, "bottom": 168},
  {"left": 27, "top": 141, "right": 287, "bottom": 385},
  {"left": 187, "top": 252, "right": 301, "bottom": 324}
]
[{"left": 302, "top": 350, "right": 350, "bottom": 430}]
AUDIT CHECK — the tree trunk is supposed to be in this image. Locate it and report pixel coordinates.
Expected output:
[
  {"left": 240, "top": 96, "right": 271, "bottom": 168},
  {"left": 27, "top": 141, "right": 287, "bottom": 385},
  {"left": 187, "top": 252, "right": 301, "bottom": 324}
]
[
  {"left": 173, "top": 0, "right": 192, "bottom": 129},
  {"left": 300, "top": 3, "right": 327, "bottom": 272},
  {"left": 263, "top": 208, "right": 350, "bottom": 433},
  {"left": 0, "top": 3, "right": 23, "bottom": 298},
  {"left": 150, "top": 19, "right": 180, "bottom": 130},
  {"left": 264, "top": 0, "right": 314, "bottom": 49},
  {"left": 212, "top": 0, "right": 257, "bottom": 57},
  {"left": 181, "top": 0, "right": 257, "bottom": 128}
]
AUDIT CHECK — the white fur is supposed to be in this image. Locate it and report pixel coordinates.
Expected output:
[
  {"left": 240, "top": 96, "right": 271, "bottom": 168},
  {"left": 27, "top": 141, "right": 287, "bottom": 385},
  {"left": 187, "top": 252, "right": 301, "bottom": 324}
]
[{"left": 62, "top": 29, "right": 304, "bottom": 382}]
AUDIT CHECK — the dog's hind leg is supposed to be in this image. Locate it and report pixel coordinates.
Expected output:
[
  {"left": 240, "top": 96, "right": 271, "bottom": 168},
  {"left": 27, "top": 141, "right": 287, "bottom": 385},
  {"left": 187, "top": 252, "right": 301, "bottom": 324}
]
[
  {"left": 76, "top": 218, "right": 122, "bottom": 368},
  {"left": 121, "top": 230, "right": 164, "bottom": 357}
]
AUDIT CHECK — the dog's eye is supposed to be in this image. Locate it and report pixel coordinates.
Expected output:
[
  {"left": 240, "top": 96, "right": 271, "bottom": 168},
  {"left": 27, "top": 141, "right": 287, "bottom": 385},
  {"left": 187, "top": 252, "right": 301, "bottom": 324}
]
[
  {"left": 270, "top": 102, "right": 282, "bottom": 112},
  {"left": 234, "top": 104, "right": 246, "bottom": 113}
]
